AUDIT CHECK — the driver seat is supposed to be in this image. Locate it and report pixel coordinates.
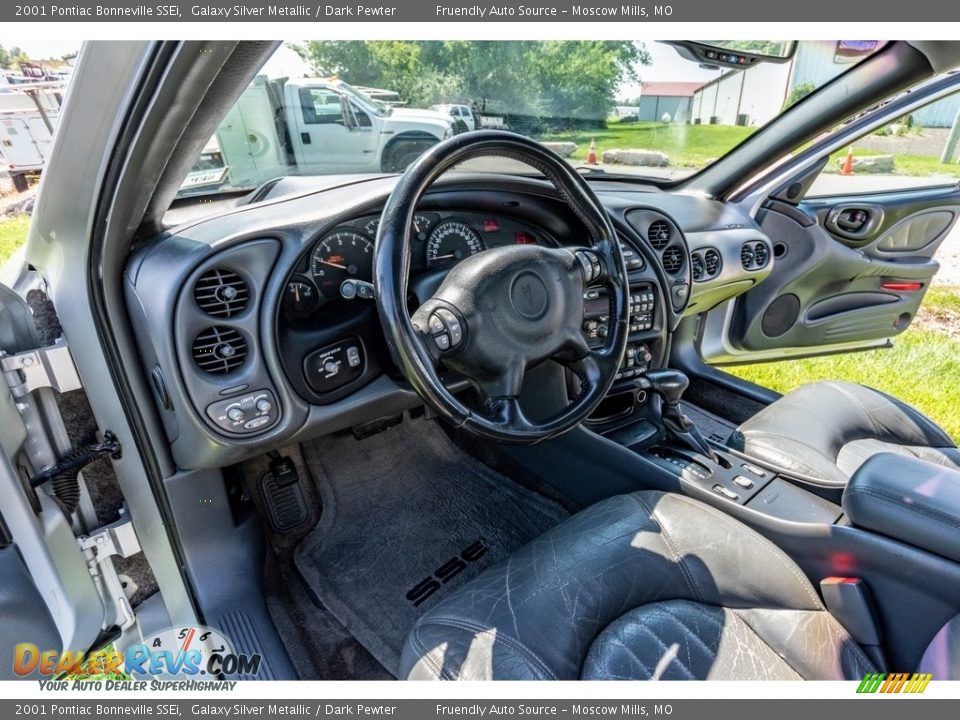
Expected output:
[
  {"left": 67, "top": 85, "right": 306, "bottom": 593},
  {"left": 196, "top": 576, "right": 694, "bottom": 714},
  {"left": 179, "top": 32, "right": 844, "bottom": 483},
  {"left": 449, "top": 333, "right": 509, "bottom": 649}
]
[{"left": 399, "top": 491, "right": 877, "bottom": 681}]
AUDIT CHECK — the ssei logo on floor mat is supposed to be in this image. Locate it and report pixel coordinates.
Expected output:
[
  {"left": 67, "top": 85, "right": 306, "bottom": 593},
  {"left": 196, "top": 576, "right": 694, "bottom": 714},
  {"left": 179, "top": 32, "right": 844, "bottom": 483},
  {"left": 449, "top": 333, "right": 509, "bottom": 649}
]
[{"left": 406, "top": 540, "right": 488, "bottom": 606}]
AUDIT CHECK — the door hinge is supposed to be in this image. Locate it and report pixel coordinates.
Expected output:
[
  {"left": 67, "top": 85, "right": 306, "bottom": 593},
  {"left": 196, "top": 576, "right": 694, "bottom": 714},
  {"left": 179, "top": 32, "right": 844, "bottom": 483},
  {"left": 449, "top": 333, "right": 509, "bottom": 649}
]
[
  {"left": 1, "top": 338, "right": 82, "bottom": 398},
  {"left": 78, "top": 513, "right": 142, "bottom": 631}
]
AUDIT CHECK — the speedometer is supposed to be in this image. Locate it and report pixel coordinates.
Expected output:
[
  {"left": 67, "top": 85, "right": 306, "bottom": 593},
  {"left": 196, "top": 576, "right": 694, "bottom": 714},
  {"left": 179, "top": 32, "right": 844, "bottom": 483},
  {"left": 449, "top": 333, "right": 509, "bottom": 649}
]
[
  {"left": 310, "top": 230, "right": 374, "bottom": 299},
  {"left": 426, "top": 220, "right": 484, "bottom": 268}
]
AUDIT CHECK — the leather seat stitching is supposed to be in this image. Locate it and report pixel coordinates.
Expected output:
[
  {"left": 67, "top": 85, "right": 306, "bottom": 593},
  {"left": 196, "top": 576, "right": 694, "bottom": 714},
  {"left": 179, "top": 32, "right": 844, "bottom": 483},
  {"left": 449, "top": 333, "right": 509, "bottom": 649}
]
[
  {"left": 827, "top": 382, "right": 884, "bottom": 439},
  {"left": 624, "top": 622, "right": 698, "bottom": 679},
  {"left": 664, "top": 494, "right": 822, "bottom": 608},
  {"left": 632, "top": 494, "right": 704, "bottom": 603},
  {"left": 589, "top": 633, "right": 656, "bottom": 679},
  {"left": 419, "top": 616, "right": 560, "bottom": 680}
]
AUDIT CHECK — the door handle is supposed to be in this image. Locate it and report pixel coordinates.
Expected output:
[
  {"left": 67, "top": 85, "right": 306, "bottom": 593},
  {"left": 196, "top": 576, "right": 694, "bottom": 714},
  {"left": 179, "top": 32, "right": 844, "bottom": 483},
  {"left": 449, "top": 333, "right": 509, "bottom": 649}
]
[{"left": 825, "top": 204, "right": 884, "bottom": 241}]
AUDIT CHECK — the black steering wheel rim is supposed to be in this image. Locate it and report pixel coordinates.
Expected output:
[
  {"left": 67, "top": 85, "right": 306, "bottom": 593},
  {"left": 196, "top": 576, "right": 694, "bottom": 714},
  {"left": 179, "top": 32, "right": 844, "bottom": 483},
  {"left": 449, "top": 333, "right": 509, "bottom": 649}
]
[{"left": 374, "top": 130, "right": 629, "bottom": 443}]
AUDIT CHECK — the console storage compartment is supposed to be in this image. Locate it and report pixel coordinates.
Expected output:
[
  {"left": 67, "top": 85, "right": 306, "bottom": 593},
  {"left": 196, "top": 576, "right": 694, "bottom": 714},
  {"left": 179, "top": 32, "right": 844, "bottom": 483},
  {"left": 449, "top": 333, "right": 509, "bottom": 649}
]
[{"left": 843, "top": 453, "right": 960, "bottom": 563}]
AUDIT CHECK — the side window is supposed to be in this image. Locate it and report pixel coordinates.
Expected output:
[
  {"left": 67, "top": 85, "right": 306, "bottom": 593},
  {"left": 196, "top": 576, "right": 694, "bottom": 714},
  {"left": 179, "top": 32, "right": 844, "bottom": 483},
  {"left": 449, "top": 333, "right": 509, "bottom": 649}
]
[
  {"left": 300, "top": 89, "right": 345, "bottom": 125},
  {"left": 807, "top": 88, "right": 960, "bottom": 197}
]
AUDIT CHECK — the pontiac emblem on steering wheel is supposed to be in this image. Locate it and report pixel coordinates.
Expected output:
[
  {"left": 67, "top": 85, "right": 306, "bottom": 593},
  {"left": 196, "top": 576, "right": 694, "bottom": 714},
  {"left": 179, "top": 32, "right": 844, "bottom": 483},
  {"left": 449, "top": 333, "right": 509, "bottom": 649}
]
[{"left": 510, "top": 272, "right": 548, "bottom": 319}]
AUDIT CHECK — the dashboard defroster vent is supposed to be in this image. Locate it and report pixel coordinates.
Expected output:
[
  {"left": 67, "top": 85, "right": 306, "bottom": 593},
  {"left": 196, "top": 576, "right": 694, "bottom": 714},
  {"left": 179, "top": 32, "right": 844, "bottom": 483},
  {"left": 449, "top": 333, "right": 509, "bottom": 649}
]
[
  {"left": 662, "top": 246, "right": 684, "bottom": 274},
  {"left": 648, "top": 220, "right": 671, "bottom": 250},
  {"left": 704, "top": 248, "right": 721, "bottom": 276},
  {"left": 741, "top": 241, "right": 771, "bottom": 271},
  {"left": 192, "top": 327, "right": 248, "bottom": 375},
  {"left": 194, "top": 268, "right": 249, "bottom": 318},
  {"left": 691, "top": 248, "right": 721, "bottom": 282},
  {"left": 691, "top": 253, "right": 704, "bottom": 281}
]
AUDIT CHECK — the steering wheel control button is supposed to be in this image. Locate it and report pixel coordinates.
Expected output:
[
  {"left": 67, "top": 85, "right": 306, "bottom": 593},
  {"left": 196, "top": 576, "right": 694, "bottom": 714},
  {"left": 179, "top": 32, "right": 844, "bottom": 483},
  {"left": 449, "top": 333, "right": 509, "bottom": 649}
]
[
  {"left": 434, "top": 309, "right": 463, "bottom": 346},
  {"left": 206, "top": 389, "right": 279, "bottom": 435},
  {"left": 304, "top": 340, "right": 365, "bottom": 394},
  {"left": 510, "top": 272, "right": 549, "bottom": 319},
  {"left": 427, "top": 309, "right": 465, "bottom": 351}
]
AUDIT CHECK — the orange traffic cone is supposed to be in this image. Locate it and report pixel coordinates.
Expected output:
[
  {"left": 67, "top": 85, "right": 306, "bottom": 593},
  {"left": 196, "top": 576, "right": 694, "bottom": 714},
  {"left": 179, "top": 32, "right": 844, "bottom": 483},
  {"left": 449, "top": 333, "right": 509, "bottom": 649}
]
[
  {"left": 841, "top": 147, "right": 854, "bottom": 176},
  {"left": 586, "top": 138, "right": 598, "bottom": 165}
]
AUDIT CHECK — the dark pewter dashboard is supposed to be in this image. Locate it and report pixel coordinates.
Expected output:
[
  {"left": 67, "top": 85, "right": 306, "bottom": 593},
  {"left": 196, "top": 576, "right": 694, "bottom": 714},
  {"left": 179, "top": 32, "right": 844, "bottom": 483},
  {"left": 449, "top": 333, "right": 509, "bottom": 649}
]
[{"left": 124, "top": 174, "right": 773, "bottom": 470}]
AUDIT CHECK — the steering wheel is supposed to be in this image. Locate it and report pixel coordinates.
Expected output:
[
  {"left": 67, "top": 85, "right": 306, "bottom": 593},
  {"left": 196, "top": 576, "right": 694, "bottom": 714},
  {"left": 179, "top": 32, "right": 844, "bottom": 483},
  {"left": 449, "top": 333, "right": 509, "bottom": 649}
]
[{"left": 374, "top": 130, "right": 629, "bottom": 443}]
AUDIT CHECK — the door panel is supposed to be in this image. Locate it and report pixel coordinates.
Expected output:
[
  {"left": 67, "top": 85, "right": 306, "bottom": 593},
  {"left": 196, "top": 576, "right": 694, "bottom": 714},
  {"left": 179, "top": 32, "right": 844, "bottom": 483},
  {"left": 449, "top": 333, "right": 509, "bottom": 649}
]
[{"left": 700, "top": 183, "right": 960, "bottom": 364}]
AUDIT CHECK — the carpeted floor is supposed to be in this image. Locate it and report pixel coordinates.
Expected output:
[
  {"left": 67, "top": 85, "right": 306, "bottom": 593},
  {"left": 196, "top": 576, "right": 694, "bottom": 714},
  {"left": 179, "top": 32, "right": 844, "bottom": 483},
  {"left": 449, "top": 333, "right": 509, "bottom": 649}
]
[{"left": 293, "top": 417, "right": 569, "bottom": 676}]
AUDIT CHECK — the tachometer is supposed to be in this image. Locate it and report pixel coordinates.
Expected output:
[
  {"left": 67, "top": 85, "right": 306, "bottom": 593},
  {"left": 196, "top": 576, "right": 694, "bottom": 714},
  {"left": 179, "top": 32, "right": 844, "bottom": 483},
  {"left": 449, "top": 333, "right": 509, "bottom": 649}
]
[
  {"left": 310, "top": 230, "right": 374, "bottom": 298},
  {"left": 364, "top": 214, "right": 431, "bottom": 239},
  {"left": 426, "top": 220, "right": 484, "bottom": 268}
]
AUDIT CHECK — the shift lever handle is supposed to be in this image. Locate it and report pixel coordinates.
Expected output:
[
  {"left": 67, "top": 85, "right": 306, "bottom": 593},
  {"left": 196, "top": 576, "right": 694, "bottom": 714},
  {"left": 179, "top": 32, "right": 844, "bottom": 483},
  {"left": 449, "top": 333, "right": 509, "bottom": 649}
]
[{"left": 638, "top": 368, "right": 717, "bottom": 461}]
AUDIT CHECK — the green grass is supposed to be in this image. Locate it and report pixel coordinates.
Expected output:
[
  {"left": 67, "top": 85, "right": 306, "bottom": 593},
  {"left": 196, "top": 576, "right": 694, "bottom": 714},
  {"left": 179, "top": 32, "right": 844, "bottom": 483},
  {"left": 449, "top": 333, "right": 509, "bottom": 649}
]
[
  {"left": 726, "top": 287, "right": 960, "bottom": 441},
  {"left": 827, "top": 148, "right": 960, "bottom": 178},
  {"left": 0, "top": 214, "right": 30, "bottom": 266},
  {"left": 540, "top": 121, "right": 757, "bottom": 168}
]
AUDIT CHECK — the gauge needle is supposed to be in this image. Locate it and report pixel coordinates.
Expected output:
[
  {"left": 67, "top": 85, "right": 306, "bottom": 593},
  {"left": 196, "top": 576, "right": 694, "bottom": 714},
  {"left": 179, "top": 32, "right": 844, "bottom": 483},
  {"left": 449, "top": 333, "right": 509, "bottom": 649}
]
[
  {"left": 432, "top": 253, "right": 457, "bottom": 260},
  {"left": 318, "top": 259, "right": 348, "bottom": 270}
]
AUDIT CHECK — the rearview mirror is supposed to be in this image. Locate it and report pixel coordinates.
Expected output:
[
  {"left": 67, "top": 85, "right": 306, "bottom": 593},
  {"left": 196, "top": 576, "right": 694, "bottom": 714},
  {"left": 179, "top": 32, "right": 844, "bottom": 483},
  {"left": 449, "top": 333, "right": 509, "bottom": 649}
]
[{"left": 662, "top": 41, "right": 797, "bottom": 70}]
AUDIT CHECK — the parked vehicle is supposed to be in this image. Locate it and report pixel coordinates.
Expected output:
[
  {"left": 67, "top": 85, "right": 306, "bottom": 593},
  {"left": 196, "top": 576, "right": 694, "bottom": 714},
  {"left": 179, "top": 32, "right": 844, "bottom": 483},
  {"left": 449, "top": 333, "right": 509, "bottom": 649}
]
[
  {"left": 182, "top": 76, "right": 455, "bottom": 193},
  {"left": 0, "top": 83, "right": 63, "bottom": 191},
  {"left": 430, "top": 103, "right": 477, "bottom": 132}
]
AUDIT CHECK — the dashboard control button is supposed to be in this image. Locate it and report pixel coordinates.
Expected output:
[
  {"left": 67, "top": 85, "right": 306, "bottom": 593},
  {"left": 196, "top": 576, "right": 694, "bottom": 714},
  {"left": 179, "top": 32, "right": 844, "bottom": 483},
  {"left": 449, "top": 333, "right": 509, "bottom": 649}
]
[
  {"left": 304, "top": 340, "right": 365, "bottom": 395},
  {"left": 256, "top": 398, "right": 272, "bottom": 414},
  {"left": 733, "top": 475, "right": 755, "bottom": 489},
  {"left": 713, "top": 484, "right": 740, "bottom": 501},
  {"left": 346, "top": 345, "right": 362, "bottom": 368},
  {"left": 227, "top": 407, "right": 245, "bottom": 422},
  {"left": 741, "top": 462, "right": 767, "bottom": 478},
  {"left": 244, "top": 416, "right": 271, "bottom": 430}
]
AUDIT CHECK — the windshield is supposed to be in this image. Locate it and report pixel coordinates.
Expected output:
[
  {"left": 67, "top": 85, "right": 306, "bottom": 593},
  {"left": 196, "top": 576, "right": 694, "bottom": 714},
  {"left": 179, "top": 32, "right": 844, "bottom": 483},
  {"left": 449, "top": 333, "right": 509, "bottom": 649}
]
[{"left": 177, "top": 40, "right": 882, "bottom": 198}]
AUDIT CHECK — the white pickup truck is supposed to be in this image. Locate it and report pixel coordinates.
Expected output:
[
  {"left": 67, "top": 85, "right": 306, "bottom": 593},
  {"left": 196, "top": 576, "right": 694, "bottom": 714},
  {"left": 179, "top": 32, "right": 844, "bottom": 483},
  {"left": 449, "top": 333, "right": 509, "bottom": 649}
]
[{"left": 182, "top": 76, "right": 456, "bottom": 193}]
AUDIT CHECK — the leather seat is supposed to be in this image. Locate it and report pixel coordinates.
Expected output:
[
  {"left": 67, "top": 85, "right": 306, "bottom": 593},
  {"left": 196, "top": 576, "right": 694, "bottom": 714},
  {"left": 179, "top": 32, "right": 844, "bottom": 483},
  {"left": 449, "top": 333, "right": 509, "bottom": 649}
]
[
  {"left": 728, "top": 381, "right": 960, "bottom": 487},
  {"left": 399, "top": 491, "right": 876, "bottom": 680}
]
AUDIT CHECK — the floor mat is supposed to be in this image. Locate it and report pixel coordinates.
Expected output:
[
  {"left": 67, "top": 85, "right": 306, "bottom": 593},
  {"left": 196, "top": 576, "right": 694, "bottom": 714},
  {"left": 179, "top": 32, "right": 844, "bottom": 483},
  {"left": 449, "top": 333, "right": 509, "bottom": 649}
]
[
  {"left": 293, "top": 417, "right": 569, "bottom": 675},
  {"left": 681, "top": 401, "right": 738, "bottom": 445}
]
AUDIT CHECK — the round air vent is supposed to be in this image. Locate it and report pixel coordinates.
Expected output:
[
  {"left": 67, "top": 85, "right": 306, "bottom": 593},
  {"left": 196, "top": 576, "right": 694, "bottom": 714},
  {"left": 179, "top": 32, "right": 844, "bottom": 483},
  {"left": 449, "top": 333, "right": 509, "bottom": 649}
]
[
  {"left": 662, "top": 246, "right": 684, "bottom": 274},
  {"left": 740, "top": 243, "right": 756, "bottom": 270},
  {"left": 753, "top": 242, "right": 770, "bottom": 269},
  {"left": 192, "top": 327, "right": 248, "bottom": 375},
  {"left": 194, "top": 268, "right": 249, "bottom": 318},
  {"left": 704, "top": 248, "right": 721, "bottom": 277},
  {"left": 648, "top": 220, "right": 671, "bottom": 250},
  {"left": 691, "top": 252, "right": 705, "bottom": 281}
]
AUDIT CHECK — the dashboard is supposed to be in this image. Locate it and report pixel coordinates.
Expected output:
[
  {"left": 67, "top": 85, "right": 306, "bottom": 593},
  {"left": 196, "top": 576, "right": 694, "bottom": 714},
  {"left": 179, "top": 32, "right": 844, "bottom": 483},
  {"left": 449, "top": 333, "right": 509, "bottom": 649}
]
[{"left": 124, "top": 173, "right": 774, "bottom": 470}]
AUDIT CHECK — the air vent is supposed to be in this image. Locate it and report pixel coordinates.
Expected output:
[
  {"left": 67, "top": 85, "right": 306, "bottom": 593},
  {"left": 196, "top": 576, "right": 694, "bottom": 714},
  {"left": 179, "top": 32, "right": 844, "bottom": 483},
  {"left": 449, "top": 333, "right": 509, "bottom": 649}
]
[
  {"left": 741, "top": 241, "right": 770, "bottom": 271},
  {"left": 648, "top": 220, "right": 671, "bottom": 250},
  {"left": 691, "top": 252, "right": 705, "bottom": 281},
  {"left": 662, "top": 246, "right": 684, "bottom": 274},
  {"left": 194, "top": 268, "right": 249, "bottom": 318},
  {"left": 192, "top": 327, "right": 248, "bottom": 375},
  {"left": 704, "top": 248, "right": 721, "bottom": 276},
  {"left": 753, "top": 242, "right": 769, "bottom": 269}
]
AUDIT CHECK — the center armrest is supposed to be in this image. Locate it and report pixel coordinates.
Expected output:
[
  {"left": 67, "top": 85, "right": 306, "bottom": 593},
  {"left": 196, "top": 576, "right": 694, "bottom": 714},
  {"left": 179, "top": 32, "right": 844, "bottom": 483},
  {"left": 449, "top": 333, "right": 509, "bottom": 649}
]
[{"left": 843, "top": 452, "right": 960, "bottom": 563}]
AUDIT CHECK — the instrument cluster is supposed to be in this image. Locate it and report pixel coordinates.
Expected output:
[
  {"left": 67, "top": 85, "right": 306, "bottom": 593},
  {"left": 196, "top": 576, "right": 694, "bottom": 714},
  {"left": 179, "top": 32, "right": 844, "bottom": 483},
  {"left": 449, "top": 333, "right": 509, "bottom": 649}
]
[{"left": 281, "top": 210, "right": 556, "bottom": 321}]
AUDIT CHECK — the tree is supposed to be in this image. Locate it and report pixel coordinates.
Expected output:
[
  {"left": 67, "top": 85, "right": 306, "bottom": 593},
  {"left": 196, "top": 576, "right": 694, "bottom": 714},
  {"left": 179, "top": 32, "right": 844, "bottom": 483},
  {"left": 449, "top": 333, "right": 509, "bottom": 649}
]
[
  {"left": 0, "top": 44, "right": 9, "bottom": 70},
  {"left": 292, "top": 41, "right": 650, "bottom": 124},
  {"left": 784, "top": 81, "right": 817, "bottom": 110}
]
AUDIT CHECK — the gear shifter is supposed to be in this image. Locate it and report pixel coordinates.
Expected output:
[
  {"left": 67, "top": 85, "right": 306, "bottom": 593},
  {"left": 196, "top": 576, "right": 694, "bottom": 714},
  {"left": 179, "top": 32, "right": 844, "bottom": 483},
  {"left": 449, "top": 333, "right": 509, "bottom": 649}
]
[{"left": 638, "top": 369, "right": 718, "bottom": 461}]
